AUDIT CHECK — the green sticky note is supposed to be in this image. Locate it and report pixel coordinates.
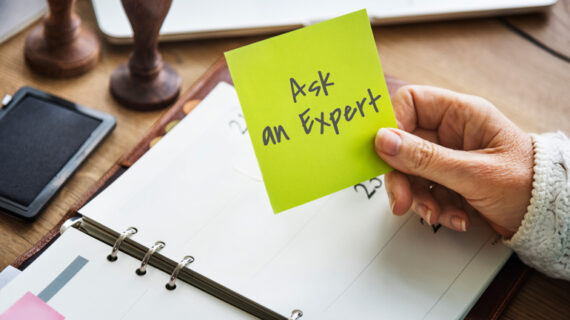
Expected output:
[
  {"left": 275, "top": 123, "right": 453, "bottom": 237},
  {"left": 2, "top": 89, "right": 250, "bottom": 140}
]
[{"left": 225, "top": 9, "right": 397, "bottom": 213}]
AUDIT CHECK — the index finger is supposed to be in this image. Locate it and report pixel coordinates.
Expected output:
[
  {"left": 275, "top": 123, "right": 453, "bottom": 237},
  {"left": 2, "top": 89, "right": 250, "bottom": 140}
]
[{"left": 390, "top": 85, "right": 486, "bottom": 133}]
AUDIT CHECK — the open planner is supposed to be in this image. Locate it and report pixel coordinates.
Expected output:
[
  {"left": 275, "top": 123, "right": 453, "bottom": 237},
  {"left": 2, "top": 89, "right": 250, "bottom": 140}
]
[{"left": 0, "top": 79, "right": 514, "bottom": 319}]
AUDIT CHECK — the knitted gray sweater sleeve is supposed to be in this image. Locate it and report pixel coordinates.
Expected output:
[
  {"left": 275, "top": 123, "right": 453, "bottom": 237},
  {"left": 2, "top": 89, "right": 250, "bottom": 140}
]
[{"left": 503, "top": 131, "right": 570, "bottom": 280}]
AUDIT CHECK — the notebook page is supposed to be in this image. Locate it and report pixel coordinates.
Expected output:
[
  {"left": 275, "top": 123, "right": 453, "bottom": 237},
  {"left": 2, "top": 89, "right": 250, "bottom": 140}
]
[
  {"left": 79, "top": 82, "right": 512, "bottom": 319},
  {"left": 0, "top": 228, "right": 254, "bottom": 319}
]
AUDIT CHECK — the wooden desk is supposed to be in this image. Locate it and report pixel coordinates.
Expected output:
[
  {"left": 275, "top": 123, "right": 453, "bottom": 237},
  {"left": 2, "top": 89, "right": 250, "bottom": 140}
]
[{"left": 0, "top": 1, "right": 568, "bottom": 318}]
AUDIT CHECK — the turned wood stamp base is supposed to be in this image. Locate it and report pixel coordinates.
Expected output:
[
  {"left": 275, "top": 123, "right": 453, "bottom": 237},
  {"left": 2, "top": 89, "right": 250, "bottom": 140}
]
[
  {"left": 24, "top": 25, "right": 99, "bottom": 77},
  {"left": 110, "top": 63, "right": 181, "bottom": 111}
]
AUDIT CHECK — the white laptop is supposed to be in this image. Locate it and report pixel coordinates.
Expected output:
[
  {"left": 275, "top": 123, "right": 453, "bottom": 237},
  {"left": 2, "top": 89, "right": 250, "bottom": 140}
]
[
  {"left": 92, "top": 0, "right": 557, "bottom": 44},
  {"left": 0, "top": 0, "right": 46, "bottom": 44}
]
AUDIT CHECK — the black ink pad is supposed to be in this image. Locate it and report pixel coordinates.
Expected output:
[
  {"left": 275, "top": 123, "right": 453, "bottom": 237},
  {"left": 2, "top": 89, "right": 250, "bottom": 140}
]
[{"left": 0, "top": 87, "right": 115, "bottom": 220}]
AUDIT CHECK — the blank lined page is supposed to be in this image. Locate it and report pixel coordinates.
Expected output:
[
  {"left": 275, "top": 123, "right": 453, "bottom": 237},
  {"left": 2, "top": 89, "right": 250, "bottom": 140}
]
[{"left": 79, "top": 82, "right": 512, "bottom": 319}]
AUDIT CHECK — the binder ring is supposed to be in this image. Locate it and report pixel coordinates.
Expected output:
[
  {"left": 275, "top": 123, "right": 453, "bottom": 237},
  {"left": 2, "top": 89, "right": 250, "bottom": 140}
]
[
  {"left": 289, "top": 309, "right": 303, "bottom": 320},
  {"left": 165, "top": 255, "right": 194, "bottom": 290},
  {"left": 60, "top": 217, "right": 83, "bottom": 234},
  {"left": 107, "top": 227, "right": 137, "bottom": 262},
  {"left": 136, "top": 241, "right": 166, "bottom": 275}
]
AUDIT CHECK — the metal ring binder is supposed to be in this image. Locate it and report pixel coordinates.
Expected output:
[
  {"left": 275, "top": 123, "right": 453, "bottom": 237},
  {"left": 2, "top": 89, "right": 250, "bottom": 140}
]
[
  {"left": 165, "top": 255, "right": 194, "bottom": 290},
  {"left": 136, "top": 241, "right": 166, "bottom": 275},
  {"left": 289, "top": 309, "right": 303, "bottom": 320},
  {"left": 60, "top": 217, "right": 83, "bottom": 234},
  {"left": 107, "top": 227, "right": 137, "bottom": 262}
]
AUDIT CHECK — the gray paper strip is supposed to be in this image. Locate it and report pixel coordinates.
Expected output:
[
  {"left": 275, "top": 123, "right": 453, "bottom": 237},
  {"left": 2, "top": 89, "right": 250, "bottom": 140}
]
[{"left": 38, "top": 255, "right": 88, "bottom": 302}]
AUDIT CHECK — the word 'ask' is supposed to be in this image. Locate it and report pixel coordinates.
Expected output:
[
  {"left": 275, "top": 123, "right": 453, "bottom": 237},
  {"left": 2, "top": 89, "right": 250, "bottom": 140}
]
[{"left": 290, "top": 71, "right": 334, "bottom": 103}]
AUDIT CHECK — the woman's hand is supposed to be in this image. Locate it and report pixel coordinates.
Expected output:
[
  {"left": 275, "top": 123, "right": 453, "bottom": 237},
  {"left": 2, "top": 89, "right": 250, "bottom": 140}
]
[{"left": 375, "top": 85, "right": 534, "bottom": 237}]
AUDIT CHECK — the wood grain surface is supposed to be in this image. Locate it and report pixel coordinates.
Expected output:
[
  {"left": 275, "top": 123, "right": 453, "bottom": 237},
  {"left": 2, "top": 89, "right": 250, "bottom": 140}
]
[
  {"left": 0, "top": 0, "right": 568, "bottom": 318},
  {"left": 504, "top": 0, "right": 570, "bottom": 59}
]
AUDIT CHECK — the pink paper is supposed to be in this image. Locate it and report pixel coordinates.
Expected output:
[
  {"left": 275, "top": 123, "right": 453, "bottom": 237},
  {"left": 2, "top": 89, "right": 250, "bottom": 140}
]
[{"left": 0, "top": 292, "right": 64, "bottom": 320}]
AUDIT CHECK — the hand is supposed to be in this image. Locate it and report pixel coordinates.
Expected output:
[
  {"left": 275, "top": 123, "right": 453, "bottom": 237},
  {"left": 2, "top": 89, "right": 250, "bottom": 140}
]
[{"left": 375, "top": 85, "right": 534, "bottom": 237}]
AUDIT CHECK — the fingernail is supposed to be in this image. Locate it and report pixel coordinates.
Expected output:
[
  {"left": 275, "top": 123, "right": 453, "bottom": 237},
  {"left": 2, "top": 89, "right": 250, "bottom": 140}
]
[
  {"left": 451, "top": 216, "right": 467, "bottom": 232},
  {"left": 389, "top": 192, "right": 396, "bottom": 213},
  {"left": 416, "top": 204, "right": 430, "bottom": 225},
  {"left": 376, "top": 128, "right": 401, "bottom": 156}
]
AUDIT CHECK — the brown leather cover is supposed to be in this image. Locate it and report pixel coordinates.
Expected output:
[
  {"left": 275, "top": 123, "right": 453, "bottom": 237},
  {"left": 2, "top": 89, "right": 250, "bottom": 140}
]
[{"left": 12, "top": 57, "right": 529, "bottom": 319}]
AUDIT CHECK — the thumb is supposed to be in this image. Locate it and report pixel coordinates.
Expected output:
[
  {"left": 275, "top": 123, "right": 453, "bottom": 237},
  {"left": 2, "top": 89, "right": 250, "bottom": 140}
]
[{"left": 375, "top": 128, "right": 479, "bottom": 192}]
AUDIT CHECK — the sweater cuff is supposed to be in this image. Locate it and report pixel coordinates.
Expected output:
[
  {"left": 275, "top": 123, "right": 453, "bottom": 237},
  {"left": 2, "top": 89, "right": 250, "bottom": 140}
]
[{"left": 503, "top": 132, "right": 570, "bottom": 280}]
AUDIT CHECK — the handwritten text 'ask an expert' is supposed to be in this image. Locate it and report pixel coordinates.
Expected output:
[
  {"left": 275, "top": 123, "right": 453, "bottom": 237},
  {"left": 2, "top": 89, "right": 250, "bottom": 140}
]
[{"left": 262, "top": 70, "right": 384, "bottom": 146}]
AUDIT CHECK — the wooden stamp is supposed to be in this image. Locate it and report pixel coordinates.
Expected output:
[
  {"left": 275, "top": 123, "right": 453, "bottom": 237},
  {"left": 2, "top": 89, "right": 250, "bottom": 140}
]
[
  {"left": 110, "top": 0, "right": 181, "bottom": 111},
  {"left": 24, "top": 0, "right": 100, "bottom": 77}
]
